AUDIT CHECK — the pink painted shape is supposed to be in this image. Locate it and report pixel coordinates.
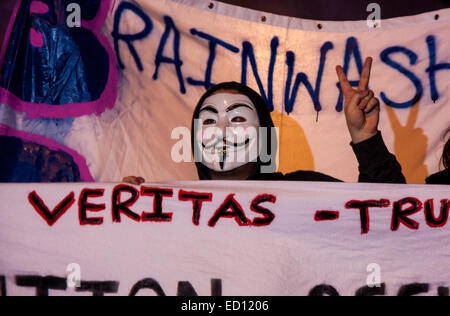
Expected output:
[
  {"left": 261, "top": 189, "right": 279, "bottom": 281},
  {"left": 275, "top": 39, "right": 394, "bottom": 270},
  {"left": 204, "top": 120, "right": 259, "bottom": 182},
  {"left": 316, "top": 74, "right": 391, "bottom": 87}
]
[
  {"left": 30, "top": 1, "right": 49, "bottom": 14},
  {"left": 0, "top": 0, "right": 118, "bottom": 119},
  {"left": 29, "top": 1, "right": 49, "bottom": 47},
  {"left": 110, "top": 0, "right": 118, "bottom": 14},
  {"left": 29, "top": 28, "right": 44, "bottom": 47},
  {"left": 0, "top": 124, "right": 94, "bottom": 182}
]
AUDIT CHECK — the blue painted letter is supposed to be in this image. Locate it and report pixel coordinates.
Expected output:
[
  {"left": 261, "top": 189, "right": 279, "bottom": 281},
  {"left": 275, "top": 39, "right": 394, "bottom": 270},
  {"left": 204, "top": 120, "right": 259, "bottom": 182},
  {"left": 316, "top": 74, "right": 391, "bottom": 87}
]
[
  {"left": 112, "top": 2, "right": 153, "bottom": 71},
  {"left": 284, "top": 42, "right": 333, "bottom": 114},
  {"left": 426, "top": 35, "right": 450, "bottom": 103},
  {"left": 380, "top": 46, "right": 423, "bottom": 108},
  {"left": 241, "top": 37, "right": 279, "bottom": 112},
  {"left": 187, "top": 29, "right": 239, "bottom": 90},
  {"left": 153, "top": 16, "right": 186, "bottom": 94}
]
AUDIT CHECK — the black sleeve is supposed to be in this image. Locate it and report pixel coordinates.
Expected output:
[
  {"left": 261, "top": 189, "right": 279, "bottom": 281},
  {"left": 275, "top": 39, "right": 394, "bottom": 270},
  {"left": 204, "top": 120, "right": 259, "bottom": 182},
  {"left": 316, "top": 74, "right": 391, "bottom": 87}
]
[
  {"left": 351, "top": 131, "right": 406, "bottom": 184},
  {"left": 425, "top": 170, "right": 450, "bottom": 185}
]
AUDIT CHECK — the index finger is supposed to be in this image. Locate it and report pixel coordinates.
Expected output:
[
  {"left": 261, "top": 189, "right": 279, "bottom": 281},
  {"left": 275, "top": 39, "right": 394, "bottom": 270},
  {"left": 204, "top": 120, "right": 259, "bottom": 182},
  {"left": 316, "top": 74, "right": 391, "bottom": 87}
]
[
  {"left": 336, "top": 65, "right": 353, "bottom": 95},
  {"left": 358, "top": 57, "right": 373, "bottom": 91}
]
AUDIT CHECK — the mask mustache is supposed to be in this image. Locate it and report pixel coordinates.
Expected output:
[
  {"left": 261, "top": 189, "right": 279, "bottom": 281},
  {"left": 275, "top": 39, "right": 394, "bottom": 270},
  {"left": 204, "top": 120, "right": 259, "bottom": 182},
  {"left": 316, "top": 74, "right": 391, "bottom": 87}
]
[
  {"left": 227, "top": 138, "right": 250, "bottom": 147},
  {"left": 202, "top": 136, "right": 221, "bottom": 150},
  {"left": 202, "top": 137, "right": 251, "bottom": 150}
]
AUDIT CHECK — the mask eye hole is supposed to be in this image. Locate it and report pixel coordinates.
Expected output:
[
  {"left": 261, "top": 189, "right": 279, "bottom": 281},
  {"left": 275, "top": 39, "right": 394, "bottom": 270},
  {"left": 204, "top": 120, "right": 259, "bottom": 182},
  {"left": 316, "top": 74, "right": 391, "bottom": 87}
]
[
  {"left": 203, "top": 119, "right": 216, "bottom": 125},
  {"left": 231, "top": 116, "right": 247, "bottom": 123}
]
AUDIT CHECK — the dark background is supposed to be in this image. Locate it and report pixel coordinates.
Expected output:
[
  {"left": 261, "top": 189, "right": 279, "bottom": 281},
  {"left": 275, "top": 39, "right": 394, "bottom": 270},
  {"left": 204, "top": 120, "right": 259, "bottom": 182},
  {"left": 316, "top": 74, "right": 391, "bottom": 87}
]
[
  {"left": 217, "top": 0, "right": 449, "bottom": 20},
  {"left": 1, "top": 0, "right": 449, "bottom": 52},
  {"left": 0, "top": 0, "right": 17, "bottom": 50}
]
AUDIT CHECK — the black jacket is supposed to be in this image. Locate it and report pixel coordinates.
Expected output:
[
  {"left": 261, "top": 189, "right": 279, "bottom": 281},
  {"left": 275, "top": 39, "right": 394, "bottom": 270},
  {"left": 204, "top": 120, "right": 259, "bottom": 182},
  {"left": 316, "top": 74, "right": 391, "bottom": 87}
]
[
  {"left": 426, "top": 169, "right": 450, "bottom": 185},
  {"left": 255, "top": 132, "right": 406, "bottom": 183}
]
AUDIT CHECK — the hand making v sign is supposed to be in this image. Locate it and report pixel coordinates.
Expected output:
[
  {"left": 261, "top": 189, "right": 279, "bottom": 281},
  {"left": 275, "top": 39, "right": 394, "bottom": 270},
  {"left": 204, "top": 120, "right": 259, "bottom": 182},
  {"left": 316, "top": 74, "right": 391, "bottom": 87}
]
[{"left": 336, "top": 57, "right": 381, "bottom": 144}]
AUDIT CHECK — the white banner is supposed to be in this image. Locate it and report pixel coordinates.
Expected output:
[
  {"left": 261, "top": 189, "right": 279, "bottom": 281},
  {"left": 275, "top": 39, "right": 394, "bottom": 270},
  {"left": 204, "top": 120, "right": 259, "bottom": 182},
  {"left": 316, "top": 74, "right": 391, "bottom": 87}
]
[{"left": 0, "top": 182, "right": 449, "bottom": 296}]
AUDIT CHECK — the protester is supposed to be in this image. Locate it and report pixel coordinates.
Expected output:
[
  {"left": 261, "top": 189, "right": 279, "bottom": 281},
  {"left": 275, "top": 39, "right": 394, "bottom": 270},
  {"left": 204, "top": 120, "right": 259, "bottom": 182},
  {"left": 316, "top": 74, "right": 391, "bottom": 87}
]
[
  {"left": 124, "top": 57, "right": 406, "bottom": 184},
  {"left": 426, "top": 129, "right": 450, "bottom": 184}
]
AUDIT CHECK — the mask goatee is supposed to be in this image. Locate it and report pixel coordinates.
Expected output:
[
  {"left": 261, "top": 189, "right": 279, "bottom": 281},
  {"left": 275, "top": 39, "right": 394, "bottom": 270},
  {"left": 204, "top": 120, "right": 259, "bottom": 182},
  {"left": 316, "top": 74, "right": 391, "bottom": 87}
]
[{"left": 220, "top": 141, "right": 227, "bottom": 170}]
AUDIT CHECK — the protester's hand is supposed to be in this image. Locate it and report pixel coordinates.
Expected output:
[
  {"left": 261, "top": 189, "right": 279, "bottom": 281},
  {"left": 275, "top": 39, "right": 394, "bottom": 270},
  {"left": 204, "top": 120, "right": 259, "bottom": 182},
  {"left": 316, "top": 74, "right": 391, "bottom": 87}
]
[
  {"left": 122, "top": 176, "right": 145, "bottom": 185},
  {"left": 336, "top": 57, "right": 380, "bottom": 144}
]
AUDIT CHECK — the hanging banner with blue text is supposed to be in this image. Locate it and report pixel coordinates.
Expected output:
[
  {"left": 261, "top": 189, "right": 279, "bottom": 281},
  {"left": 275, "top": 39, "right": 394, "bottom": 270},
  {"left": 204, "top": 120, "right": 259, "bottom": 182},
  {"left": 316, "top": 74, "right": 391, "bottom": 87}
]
[{"left": 0, "top": 0, "right": 449, "bottom": 184}]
